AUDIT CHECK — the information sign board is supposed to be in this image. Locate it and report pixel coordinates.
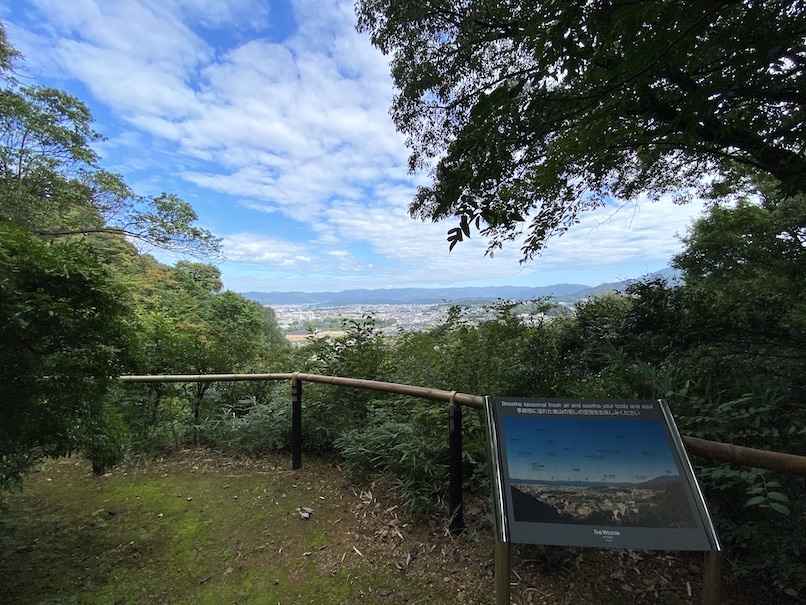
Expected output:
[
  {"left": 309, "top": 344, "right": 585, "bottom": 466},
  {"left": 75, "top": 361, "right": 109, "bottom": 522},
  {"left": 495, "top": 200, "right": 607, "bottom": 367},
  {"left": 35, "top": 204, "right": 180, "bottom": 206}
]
[{"left": 485, "top": 397, "right": 720, "bottom": 551}]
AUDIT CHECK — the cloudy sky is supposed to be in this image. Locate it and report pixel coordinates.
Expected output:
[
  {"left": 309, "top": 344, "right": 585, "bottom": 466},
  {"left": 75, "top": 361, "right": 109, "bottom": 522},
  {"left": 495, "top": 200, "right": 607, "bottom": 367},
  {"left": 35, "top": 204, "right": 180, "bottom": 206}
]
[{"left": 3, "top": 0, "right": 708, "bottom": 293}]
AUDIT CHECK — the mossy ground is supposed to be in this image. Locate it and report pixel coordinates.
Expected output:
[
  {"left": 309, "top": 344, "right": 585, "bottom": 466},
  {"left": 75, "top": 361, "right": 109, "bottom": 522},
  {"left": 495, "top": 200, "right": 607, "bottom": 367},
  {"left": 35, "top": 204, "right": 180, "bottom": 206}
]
[{"left": 0, "top": 449, "right": 783, "bottom": 604}]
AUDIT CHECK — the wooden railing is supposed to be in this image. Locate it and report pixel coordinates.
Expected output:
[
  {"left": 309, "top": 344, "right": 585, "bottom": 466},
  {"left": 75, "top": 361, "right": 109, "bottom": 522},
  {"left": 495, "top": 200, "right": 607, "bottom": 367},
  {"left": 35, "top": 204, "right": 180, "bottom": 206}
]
[{"left": 120, "top": 372, "right": 806, "bottom": 533}]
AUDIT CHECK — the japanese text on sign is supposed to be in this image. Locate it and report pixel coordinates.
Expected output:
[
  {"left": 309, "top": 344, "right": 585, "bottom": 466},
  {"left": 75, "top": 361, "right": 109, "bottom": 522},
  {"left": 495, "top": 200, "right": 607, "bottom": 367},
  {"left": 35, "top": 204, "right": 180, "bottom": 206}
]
[{"left": 499, "top": 400, "right": 654, "bottom": 417}]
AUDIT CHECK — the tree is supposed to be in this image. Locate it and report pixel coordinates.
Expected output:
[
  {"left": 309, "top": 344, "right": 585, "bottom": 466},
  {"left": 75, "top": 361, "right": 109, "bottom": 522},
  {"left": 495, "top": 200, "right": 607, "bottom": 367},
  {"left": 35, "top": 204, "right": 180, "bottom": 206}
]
[
  {"left": 0, "top": 224, "right": 134, "bottom": 487},
  {"left": 0, "top": 25, "right": 18, "bottom": 80},
  {"left": 671, "top": 191, "right": 806, "bottom": 401},
  {"left": 356, "top": 0, "right": 806, "bottom": 258},
  {"left": 123, "top": 259, "right": 289, "bottom": 442},
  {"left": 660, "top": 194, "right": 806, "bottom": 596}
]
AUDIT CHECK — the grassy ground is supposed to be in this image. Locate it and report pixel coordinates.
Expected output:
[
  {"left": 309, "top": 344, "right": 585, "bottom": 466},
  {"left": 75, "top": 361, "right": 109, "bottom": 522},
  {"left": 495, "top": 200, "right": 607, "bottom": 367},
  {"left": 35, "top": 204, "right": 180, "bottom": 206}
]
[{"left": 0, "top": 449, "right": 784, "bottom": 605}]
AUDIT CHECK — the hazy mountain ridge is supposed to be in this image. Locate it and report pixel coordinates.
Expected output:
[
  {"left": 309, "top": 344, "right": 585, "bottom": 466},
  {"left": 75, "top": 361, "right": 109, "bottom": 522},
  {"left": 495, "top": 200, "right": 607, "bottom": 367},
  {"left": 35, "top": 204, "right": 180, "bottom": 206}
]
[
  {"left": 241, "top": 268, "right": 679, "bottom": 306},
  {"left": 511, "top": 473, "right": 682, "bottom": 490}
]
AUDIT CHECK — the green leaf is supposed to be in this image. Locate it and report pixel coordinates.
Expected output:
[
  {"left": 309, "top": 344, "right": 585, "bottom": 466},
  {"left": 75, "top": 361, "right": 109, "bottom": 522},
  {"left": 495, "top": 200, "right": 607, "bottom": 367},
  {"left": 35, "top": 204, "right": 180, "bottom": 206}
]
[
  {"left": 744, "top": 496, "right": 766, "bottom": 507},
  {"left": 768, "top": 502, "right": 791, "bottom": 516},
  {"left": 766, "top": 491, "right": 790, "bottom": 503},
  {"left": 767, "top": 492, "right": 789, "bottom": 502}
]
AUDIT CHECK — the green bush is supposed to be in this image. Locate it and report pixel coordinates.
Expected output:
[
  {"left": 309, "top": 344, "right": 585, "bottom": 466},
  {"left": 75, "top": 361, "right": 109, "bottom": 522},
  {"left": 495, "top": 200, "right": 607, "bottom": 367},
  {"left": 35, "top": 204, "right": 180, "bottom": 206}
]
[
  {"left": 334, "top": 404, "right": 448, "bottom": 515},
  {"left": 204, "top": 399, "right": 293, "bottom": 455}
]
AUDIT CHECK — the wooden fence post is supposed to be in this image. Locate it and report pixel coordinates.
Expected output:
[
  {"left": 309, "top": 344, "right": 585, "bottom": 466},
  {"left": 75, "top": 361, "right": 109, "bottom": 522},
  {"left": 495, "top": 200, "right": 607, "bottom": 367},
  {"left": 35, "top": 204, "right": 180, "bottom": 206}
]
[
  {"left": 291, "top": 374, "right": 302, "bottom": 470},
  {"left": 448, "top": 392, "right": 464, "bottom": 534}
]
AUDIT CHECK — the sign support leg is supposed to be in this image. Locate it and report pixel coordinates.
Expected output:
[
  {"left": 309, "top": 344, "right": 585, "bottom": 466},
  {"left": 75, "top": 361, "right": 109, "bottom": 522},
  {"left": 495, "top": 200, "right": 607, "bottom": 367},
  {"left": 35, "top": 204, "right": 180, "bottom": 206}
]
[
  {"left": 703, "top": 550, "right": 722, "bottom": 605},
  {"left": 495, "top": 539, "right": 511, "bottom": 605}
]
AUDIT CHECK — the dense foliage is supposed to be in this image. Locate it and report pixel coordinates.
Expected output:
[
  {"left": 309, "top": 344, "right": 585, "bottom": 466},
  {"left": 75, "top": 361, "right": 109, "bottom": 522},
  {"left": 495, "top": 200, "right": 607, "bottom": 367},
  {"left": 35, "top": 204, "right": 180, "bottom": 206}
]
[
  {"left": 120, "top": 259, "right": 289, "bottom": 450},
  {"left": 356, "top": 0, "right": 806, "bottom": 258},
  {"left": 0, "top": 223, "right": 133, "bottom": 483}
]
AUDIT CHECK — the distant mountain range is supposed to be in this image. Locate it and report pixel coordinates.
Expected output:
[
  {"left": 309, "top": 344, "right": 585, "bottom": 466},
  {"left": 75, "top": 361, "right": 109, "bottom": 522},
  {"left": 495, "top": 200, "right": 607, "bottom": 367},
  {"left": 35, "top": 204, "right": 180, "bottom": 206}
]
[
  {"left": 241, "top": 268, "right": 680, "bottom": 306},
  {"left": 511, "top": 473, "right": 682, "bottom": 490}
]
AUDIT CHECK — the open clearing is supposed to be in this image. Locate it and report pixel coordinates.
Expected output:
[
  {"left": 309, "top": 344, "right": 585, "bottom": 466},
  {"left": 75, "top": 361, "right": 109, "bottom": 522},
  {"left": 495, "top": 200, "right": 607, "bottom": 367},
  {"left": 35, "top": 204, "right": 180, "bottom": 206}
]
[{"left": 0, "top": 449, "right": 779, "bottom": 604}]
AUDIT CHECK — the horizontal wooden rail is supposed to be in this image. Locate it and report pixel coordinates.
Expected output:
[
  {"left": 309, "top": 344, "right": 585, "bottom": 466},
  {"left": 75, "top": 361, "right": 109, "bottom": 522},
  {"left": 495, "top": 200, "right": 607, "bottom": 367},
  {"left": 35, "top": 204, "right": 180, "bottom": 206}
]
[
  {"left": 119, "top": 373, "right": 806, "bottom": 476},
  {"left": 682, "top": 435, "right": 806, "bottom": 475},
  {"left": 119, "top": 373, "right": 485, "bottom": 407}
]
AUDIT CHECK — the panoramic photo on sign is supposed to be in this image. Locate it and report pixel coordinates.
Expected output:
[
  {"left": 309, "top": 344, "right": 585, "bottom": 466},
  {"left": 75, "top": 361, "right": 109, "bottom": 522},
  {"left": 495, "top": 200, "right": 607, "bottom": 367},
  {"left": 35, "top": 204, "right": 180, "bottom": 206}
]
[{"left": 486, "top": 398, "right": 719, "bottom": 551}]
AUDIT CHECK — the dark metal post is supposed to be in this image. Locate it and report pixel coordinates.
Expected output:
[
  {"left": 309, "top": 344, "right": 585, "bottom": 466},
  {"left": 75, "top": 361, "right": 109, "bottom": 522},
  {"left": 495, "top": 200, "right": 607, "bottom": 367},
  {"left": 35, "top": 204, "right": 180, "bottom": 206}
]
[
  {"left": 291, "top": 375, "right": 302, "bottom": 470},
  {"left": 448, "top": 395, "right": 464, "bottom": 534},
  {"left": 703, "top": 550, "right": 722, "bottom": 605},
  {"left": 495, "top": 539, "right": 511, "bottom": 604}
]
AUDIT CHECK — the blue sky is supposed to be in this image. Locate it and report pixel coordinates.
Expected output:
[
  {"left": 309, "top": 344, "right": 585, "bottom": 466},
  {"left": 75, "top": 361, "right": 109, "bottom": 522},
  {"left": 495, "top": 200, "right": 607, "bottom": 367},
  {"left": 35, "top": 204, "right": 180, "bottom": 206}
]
[
  {"left": 503, "top": 417, "right": 679, "bottom": 485},
  {"left": 3, "top": 0, "right": 709, "bottom": 293}
]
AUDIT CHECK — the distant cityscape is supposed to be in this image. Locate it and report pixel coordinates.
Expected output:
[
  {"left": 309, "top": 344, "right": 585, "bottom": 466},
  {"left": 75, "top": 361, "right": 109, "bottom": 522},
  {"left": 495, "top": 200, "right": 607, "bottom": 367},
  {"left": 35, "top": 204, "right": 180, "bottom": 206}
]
[
  {"left": 251, "top": 271, "right": 680, "bottom": 343},
  {"left": 510, "top": 479, "right": 696, "bottom": 528},
  {"left": 275, "top": 302, "right": 544, "bottom": 342},
  {"left": 276, "top": 303, "right": 445, "bottom": 333}
]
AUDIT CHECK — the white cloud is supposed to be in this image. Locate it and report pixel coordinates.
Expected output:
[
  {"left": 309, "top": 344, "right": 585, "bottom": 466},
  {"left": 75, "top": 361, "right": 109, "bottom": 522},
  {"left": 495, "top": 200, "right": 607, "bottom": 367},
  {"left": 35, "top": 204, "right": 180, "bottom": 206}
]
[
  {"left": 316, "top": 193, "right": 706, "bottom": 288},
  {"left": 168, "top": 0, "right": 271, "bottom": 30},
  {"left": 4, "top": 0, "right": 710, "bottom": 292},
  {"left": 540, "top": 196, "right": 707, "bottom": 269},
  {"left": 24, "top": 0, "right": 407, "bottom": 228},
  {"left": 223, "top": 233, "right": 312, "bottom": 267}
]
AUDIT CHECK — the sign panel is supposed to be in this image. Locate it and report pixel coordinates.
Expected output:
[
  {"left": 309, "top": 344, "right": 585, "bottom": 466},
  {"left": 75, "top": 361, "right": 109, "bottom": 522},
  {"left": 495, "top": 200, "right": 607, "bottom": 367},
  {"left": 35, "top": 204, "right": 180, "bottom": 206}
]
[{"left": 485, "top": 397, "right": 720, "bottom": 551}]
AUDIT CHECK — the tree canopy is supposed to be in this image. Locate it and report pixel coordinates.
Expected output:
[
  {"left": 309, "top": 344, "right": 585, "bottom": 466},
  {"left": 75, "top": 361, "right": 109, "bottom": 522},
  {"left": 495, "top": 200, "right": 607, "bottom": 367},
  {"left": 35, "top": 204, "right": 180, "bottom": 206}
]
[
  {"left": 670, "top": 189, "right": 806, "bottom": 400},
  {"left": 0, "top": 223, "right": 134, "bottom": 483},
  {"left": 356, "top": 0, "right": 806, "bottom": 258}
]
